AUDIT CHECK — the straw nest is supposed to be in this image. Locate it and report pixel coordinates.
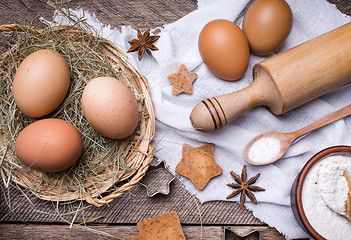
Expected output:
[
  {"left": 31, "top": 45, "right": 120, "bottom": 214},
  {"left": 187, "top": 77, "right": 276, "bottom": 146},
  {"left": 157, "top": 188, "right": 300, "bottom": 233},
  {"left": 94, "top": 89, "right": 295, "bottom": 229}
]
[{"left": 0, "top": 23, "right": 155, "bottom": 207}]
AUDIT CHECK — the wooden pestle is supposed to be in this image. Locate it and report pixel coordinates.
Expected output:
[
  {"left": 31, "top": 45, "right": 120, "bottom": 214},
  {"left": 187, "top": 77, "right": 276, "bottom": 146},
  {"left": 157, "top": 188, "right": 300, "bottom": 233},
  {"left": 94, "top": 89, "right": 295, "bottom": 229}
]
[{"left": 190, "top": 22, "right": 351, "bottom": 132}]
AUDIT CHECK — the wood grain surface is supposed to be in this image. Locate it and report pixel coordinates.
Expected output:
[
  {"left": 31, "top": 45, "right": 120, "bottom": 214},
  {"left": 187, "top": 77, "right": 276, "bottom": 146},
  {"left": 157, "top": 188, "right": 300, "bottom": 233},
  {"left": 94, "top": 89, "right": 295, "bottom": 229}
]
[
  {"left": 0, "top": 224, "right": 286, "bottom": 240},
  {"left": 0, "top": 0, "right": 350, "bottom": 239},
  {"left": 1, "top": 176, "right": 262, "bottom": 225}
]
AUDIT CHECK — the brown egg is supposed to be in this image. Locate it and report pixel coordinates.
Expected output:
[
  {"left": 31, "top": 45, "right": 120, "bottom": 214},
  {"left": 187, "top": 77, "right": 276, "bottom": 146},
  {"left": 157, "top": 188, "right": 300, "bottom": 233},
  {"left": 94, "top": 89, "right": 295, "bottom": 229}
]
[
  {"left": 12, "top": 49, "right": 70, "bottom": 118},
  {"left": 243, "top": 0, "right": 293, "bottom": 56},
  {"left": 81, "top": 77, "right": 139, "bottom": 139},
  {"left": 15, "top": 119, "right": 83, "bottom": 173},
  {"left": 198, "top": 19, "right": 250, "bottom": 81}
]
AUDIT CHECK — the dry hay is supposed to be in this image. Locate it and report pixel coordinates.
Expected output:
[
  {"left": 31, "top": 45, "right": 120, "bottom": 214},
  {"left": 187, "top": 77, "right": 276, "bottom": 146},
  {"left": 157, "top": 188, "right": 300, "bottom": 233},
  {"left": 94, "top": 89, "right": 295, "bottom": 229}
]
[{"left": 0, "top": 17, "right": 155, "bottom": 207}]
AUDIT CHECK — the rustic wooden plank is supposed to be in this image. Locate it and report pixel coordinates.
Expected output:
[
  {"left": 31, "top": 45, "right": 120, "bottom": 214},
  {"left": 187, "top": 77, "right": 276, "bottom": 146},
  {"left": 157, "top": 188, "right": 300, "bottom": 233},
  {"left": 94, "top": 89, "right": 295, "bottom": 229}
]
[
  {"left": 327, "top": 0, "right": 351, "bottom": 15},
  {"left": 0, "top": 178, "right": 262, "bottom": 225},
  {"left": 0, "top": 0, "right": 198, "bottom": 30},
  {"left": 0, "top": 224, "right": 285, "bottom": 240}
]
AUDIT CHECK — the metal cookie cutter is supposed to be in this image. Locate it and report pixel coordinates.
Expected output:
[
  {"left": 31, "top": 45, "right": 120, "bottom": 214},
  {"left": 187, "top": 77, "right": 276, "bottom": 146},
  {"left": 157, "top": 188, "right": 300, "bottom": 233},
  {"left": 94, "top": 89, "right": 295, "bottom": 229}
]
[
  {"left": 139, "top": 157, "right": 175, "bottom": 197},
  {"left": 223, "top": 227, "right": 261, "bottom": 240}
]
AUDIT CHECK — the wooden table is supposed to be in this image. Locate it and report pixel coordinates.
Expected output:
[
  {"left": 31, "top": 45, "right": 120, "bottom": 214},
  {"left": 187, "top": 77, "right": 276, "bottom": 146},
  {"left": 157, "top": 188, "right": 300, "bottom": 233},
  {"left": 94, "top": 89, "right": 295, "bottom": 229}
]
[{"left": 0, "top": 1, "right": 350, "bottom": 239}]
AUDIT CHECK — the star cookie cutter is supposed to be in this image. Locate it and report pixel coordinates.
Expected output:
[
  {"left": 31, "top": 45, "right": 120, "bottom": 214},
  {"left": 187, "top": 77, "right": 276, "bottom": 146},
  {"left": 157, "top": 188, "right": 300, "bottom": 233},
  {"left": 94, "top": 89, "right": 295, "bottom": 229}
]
[
  {"left": 223, "top": 227, "right": 261, "bottom": 240},
  {"left": 139, "top": 157, "right": 175, "bottom": 197}
]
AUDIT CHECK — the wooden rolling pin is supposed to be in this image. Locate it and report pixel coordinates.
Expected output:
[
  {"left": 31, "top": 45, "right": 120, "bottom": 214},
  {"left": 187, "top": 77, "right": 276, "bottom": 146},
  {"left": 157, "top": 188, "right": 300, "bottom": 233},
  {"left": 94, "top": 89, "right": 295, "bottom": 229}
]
[{"left": 190, "top": 22, "right": 351, "bottom": 132}]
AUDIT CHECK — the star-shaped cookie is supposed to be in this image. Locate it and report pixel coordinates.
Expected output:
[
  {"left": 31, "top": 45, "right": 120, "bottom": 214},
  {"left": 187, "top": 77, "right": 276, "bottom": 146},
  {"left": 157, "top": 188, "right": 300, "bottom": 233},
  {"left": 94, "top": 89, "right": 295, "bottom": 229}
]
[
  {"left": 167, "top": 64, "right": 197, "bottom": 95},
  {"left": 129, "top": 211, "right": 186, "bottom": 240},
  {"left": 175, "top": 143, "right": 223, "bottom": 190}
]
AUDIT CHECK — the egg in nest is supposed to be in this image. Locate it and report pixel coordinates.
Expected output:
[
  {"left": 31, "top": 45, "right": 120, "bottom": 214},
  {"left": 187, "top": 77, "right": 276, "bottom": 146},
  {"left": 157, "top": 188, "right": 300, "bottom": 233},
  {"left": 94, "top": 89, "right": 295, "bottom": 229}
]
[
  {"left": 81, "top": 76, "right": 139, "bottom": 139},
  {"left": 15, "top": 118, "right": 83, "bottom": 173},
  {"left": 12, "top": 49, "right": 70, "bottom": 118}
]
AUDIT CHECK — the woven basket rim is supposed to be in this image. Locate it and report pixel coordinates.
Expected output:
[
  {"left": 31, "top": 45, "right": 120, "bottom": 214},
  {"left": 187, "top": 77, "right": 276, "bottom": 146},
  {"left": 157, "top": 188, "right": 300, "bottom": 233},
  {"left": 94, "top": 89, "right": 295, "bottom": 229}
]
[{"left": 0, "top": 23, "right": 155, "bottom": 207}]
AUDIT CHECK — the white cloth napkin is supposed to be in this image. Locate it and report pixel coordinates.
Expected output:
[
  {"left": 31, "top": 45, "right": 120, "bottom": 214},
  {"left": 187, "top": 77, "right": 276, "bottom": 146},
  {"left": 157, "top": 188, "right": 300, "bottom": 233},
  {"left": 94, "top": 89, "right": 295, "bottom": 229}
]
[{"left": 52, "top": 1, "right": 351, "bottom": 238}]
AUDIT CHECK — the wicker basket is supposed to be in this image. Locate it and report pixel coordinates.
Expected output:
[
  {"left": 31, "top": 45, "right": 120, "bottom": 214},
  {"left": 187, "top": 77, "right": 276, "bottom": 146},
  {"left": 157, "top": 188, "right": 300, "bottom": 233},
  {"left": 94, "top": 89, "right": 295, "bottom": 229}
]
[{"left": 0, "top": 24, "right": 155, "bottom": 207}]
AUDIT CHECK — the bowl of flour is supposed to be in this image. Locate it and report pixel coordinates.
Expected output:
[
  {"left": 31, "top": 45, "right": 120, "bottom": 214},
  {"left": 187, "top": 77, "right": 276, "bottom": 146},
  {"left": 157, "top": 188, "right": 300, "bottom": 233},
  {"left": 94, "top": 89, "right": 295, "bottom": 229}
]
[{"left": 291, "top": 146, "right": 351, "bottom": 240}]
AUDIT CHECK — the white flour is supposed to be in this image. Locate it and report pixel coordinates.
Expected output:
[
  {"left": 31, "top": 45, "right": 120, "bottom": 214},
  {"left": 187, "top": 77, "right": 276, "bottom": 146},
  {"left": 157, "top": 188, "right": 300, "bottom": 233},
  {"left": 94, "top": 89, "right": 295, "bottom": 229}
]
[
  {"left": 318, "top": 156, "right": 350, "bottom": 215},
  {"left": 248, "top": 136, "right": 281, "bottom": 164},
  {"left": 302, "top": 155, "right": 351, "bottom": 239}
]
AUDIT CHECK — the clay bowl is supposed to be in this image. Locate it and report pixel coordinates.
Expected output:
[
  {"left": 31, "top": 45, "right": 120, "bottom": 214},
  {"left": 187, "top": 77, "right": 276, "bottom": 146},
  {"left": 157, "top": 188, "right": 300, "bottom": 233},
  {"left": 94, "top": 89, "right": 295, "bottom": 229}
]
[{"left": 291, "top": 145, "right": 351, "bottom": 240}]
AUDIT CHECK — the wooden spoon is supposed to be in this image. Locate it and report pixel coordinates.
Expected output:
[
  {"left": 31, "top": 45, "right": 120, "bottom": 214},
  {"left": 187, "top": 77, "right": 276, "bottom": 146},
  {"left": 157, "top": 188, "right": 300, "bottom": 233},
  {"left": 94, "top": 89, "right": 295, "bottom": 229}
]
[
  {"left": 343, "top": 170, "right": 351, "bottom": 221},
  {"left": 244, "top": 104, "right": 351, "bottom": 165}
]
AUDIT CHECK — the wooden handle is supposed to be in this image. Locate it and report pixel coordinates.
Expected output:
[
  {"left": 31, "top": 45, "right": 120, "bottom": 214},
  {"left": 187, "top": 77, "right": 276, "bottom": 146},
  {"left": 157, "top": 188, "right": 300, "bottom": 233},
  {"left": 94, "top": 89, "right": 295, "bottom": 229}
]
[
  {"left": 190, "top": 87, "right": 256, "bottom": 132},
  {"left": 190, "top": 71, "right": 281, "bottom": 131},
  {"left": 291, "top": 104, "right": 351, "bottom": 139}
]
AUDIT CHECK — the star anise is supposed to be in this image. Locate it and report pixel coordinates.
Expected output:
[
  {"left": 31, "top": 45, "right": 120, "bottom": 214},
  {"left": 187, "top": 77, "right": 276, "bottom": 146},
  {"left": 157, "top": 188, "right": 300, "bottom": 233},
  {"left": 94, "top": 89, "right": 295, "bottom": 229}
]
[
  {"left": 226, "top": 165, "right": 265, "bottom": 208},
  {"left": 127, "top": 29, "right": 160, "bottom": 61}
]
